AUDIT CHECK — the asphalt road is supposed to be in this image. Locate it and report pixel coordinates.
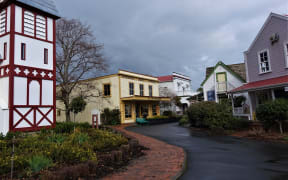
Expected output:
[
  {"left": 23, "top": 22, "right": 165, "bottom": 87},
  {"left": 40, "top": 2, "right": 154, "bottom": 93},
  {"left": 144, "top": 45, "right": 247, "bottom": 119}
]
[{"left": 127, "top": 123, "right": 288, "bottom": 180}]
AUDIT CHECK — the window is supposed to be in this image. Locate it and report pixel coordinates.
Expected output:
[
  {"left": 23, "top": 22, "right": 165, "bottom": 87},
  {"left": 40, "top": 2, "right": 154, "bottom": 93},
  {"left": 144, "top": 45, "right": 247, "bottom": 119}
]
[
  {"left": 21, "top": 43, "right": 26, "bottom": 60},
  {"left": 0, "top": 9, "right": 7, "bottom": 35},
  {"left": 129, "top": 82, "right": 134, "bottom": 95},
  {"left": 44, "top": 48, "right": 48, "bottom": 64},
  {"left": 139, "top": 84, "right": 144, "bottom": 96},
  {"left": 284, "top": 43, "right": 288, "bottom": 67},
  {"left": 258, "top": 50, "right": 271, "bottom": 73},
  {"left": 36, "top": 15, "right": 46, "bottom": 39},
  {"left": 23, "top": 11, "right": 35, "bottom": 36},
  {"left": 152, "top": 104, "right": 157, "bottom": 116},
  {"left": 125, "top": 104, "right": 132, "bottom": 118},
  {"left": 57, "top": 109, "right": 61, "bottom": 116},
  {"left": 103, "top": 84, "right": 111, "bottom": 96},
  {"left": 3, "top": 42, "right": 7, "bottom": 60},
  {"left": 149, "top": 85, "right": 153, "bottom": 97},
  {"left": 23, "top": 11, "right": 47, "bottom": 39}
]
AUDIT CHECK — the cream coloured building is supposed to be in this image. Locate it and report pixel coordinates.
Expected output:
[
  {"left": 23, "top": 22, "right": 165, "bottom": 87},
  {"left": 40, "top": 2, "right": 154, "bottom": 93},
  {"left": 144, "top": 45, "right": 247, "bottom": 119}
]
[{"left": 56, "top": 70, "right": 170, "bottom": 125}]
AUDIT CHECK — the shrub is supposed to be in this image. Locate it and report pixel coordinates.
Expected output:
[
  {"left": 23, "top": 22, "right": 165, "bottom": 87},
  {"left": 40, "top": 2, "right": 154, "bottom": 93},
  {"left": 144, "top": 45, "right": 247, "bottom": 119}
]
[
  {"left": 101, "top": 108, "right": 121, "bottom": 125},
  {"left": 28, "top": 155, "right": 52, "bottom": 173},
  {"left": 256, "top": 99, "right": 288, "bottom": 134},
  {"left": 179, "top": 115, "right": 189, "bottom": 126},
  {"left": 54, "top": 122, "right": 91, "bottom": 134},
  {"left": 147, "top": 116, "right": 169, "bottom": 120},
  {"left": 225, "top": 118, "right": 251, "bottom": 130},
  {"left": 163, "top": 111, "right": 173, "bottom": 117},
  {"left": 187, "top": 101, "right": 243, "bottom": 130}
]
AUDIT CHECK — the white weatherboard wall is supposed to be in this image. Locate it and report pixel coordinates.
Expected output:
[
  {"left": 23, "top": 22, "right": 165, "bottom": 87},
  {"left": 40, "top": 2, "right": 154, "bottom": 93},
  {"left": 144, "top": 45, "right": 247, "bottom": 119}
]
[
  {"left": 203, "top": 65, "right": 244, "bottom": 102},
  {"left": 14, "top": 77, "right": 27, "bottom": 105},
  {"left": 42, "top": 80, "right": 53, "bottom": 105},
  {"left": 14, "top": 35, "right": 53, "bottom": 70},
  {"left": 0, "top": 35, "right": 10, "bottom": 66},
  {"left": 0, "top": 77, "right": 9, "bottom": 135}
]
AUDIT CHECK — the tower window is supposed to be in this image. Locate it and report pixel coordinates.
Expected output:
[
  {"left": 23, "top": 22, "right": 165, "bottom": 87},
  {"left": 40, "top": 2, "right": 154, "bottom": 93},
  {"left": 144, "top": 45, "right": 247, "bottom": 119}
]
[
  {"left": 0, "top": 9, "right": 7, "bottom": 35},
  {"left": 44, "top": 48, "right": 48, "bottom": 64},
  {"left": 36, "top": 15, "right": 46, "bottom": 39},
  {"left": 3, "top": 42, "right": 7, "bottom": 60},
  {"left": 23, "top": 10, "right": 35, "bottom": 36},
  {"left": 21, "top": 43, "right": 26, "bottom": 60}
]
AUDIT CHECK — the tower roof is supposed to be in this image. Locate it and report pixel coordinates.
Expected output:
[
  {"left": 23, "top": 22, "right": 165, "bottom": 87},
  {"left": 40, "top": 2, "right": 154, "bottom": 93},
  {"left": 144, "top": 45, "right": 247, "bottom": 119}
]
[{"left": 15, "top": 0, "right": 60, "bottom": 18}]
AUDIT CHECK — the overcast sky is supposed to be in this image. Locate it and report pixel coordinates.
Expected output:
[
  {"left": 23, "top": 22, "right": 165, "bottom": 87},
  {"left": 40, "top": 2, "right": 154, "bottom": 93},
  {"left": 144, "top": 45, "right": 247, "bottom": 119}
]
[{"left": 55, "top": 0, "right": 288, "bottom": 90}]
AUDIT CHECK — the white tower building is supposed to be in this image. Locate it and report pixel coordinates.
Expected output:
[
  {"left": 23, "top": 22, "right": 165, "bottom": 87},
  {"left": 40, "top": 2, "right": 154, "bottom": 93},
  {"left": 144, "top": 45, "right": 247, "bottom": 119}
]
[{"left": 0, "top": 0, "right": 60, "bottom": 135}]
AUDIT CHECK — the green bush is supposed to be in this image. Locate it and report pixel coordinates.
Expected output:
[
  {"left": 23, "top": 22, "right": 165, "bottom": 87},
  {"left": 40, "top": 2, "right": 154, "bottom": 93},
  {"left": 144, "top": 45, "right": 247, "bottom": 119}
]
[
  {"left": 54, "top": 122, "right": 91, "bottom": 134},
  {"left": 256, "top": 99, "right": 288, "bottom": 133},
  {"left": 163, "top": 111, "right": 173, "bottom": 117},
  {"left": 28, "top": 155, "right": 52, "bottom": 173},
  {"left": 0, "top": 126, "right": 127, "bottom": 177},
  {"left": 187, "top": 101, "right": 244, "bottom": 130},
  {"left": 225, "top": 118, "right": 251, "bottom": 130},
  {"left": 179, "top": 115, "right": 189, "bottom": 126},
  {"left": 101, "top": 108, "right": 121, "bottom": 125}
]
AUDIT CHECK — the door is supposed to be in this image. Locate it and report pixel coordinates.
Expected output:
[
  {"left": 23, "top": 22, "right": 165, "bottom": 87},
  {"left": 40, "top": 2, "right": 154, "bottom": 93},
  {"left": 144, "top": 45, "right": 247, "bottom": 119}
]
[
  {"left": 92, "top": 114, "right": 99, "bottom": 129},
  {"left": 216, "top": 72, "right": 227, "bottom": 92}
]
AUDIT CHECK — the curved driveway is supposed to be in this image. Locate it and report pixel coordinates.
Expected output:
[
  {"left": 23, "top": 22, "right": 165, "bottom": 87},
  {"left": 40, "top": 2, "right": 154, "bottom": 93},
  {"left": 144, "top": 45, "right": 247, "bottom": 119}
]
[{"left": 127, "top": 123, "right": 288, "bottom": 180}]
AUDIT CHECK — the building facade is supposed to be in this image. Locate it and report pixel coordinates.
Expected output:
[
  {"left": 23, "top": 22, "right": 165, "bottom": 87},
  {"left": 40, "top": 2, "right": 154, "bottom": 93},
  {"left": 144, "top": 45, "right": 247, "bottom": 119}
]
[
  {"left": 0, "top": 0, "right": 59, "bottom": 135},
  {"left": 158, "top": 72, "right": 196, "bottom": 114},
  {"left": 56, "top": 70, "right": 170, "bottom": 125},
  {"left": 231, "top": 13, "right": 288, "bottom": 120},
  {"left": 201, "top": 61, "right": 247, "bottom": 103}
]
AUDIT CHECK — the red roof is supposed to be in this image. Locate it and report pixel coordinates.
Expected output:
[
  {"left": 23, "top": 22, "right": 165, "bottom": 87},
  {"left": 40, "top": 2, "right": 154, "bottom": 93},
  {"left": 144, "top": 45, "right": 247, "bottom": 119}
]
[
  {"left": 231, "top": 75, "right": 288, "bottom": 93},
  {"left": 158, "top": 75, "right": 173, "bottom": 82}
]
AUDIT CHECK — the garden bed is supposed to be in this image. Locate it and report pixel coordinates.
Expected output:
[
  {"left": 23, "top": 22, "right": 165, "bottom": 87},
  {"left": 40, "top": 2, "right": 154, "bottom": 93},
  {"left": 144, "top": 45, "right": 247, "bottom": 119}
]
[{"left": 0, "top": 122, "right": 147, "bottom": 179}]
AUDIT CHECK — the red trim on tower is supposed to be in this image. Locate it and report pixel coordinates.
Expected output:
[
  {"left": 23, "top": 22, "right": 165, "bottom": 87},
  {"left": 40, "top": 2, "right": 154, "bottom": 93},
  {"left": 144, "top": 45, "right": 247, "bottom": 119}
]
[
  {"left": 15, "top": 32, "right": 53, "bottom": 44},
  {"left": 53, "top": 19, "right": 56, "bottom": 126},
  {"left": 9, "top": 3, "right": 16, "bottom": 132},
  {"left": 3, "top": 42, "right": 7, "bottom": 60},
  {"left": 22, "top": 7, "right": 24, "bottom": 33},
  {"left": 45, "top": 17, "right": 48, "bottom": 40}
]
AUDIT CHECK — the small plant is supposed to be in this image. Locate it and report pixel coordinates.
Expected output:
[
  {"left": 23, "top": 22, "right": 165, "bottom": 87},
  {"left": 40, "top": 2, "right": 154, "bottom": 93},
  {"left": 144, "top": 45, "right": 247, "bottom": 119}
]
[
  {"left": 284, "top": 136, "right": 288, "bottom": 141},
  {"left": 28, "top": 155, "right": 52, "bottom": 173},
  {"left": 101, "top": 108, "right": 121, "bottom": 125},
  {"left": 47, "top": 134, "right": 66, "bottom": 144}
]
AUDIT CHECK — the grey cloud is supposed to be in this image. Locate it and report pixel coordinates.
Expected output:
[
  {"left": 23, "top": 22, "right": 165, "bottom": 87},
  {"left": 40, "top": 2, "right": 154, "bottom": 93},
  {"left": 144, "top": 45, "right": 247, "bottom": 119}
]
[{"left": 55, "top": 0, "right": 288, "bottom": 89}]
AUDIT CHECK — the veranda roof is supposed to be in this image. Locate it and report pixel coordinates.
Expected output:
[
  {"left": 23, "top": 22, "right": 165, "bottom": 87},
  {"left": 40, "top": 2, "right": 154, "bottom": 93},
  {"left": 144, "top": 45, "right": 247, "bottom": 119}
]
[{"left": 230, "top": 75, "right": 288, "bottom": 93}]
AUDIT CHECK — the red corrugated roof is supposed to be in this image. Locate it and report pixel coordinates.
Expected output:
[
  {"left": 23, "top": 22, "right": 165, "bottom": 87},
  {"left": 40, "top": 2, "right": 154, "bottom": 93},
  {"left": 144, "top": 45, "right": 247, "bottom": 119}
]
[
  {"left": 231, "top": 75, "right": 288, "bottom": 93},
  {"left": 158, "top": 75, "right": 173, "bottom": 82}
]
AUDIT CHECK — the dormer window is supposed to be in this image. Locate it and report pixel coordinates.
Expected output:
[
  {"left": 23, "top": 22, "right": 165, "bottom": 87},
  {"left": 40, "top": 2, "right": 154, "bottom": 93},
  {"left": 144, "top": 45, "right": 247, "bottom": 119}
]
[{"left": 258, "top": 49, "right": 271, "bottom": 73}]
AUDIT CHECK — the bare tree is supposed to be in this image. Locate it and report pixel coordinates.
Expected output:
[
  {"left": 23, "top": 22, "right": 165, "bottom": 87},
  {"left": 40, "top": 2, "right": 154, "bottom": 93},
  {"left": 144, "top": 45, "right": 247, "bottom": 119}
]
[{"left": 56, "top": 18, "right": 107, "bottom": 122}]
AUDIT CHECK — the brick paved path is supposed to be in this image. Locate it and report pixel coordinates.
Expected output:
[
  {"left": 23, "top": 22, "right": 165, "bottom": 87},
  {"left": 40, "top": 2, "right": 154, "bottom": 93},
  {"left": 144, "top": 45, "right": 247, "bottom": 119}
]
[{"left": 102, "top": 125, "right": 186, "bottom": 180}]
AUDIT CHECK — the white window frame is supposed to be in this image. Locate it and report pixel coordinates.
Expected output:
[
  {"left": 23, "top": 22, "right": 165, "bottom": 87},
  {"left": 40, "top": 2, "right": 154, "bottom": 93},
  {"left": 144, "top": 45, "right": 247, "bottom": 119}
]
[
  {"left": 284, "top": 42, "right": 288, "bottom": 68},
  {"left": 257, "top": 49, "right": 272, "bottom": 74}
]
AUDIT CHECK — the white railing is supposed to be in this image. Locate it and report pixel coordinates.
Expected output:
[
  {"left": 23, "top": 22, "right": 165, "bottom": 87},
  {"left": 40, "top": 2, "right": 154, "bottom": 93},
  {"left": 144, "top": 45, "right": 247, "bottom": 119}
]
[
  {"left": 234, "top": 107, "right": 244, "bottom": 114},
  {"left": 176, "top": 90, "right": 196, "bottom": 96}
]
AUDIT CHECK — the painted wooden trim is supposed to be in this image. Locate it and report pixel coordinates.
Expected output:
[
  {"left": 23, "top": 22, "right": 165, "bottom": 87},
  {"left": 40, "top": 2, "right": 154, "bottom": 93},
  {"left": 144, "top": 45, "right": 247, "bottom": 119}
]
[
  {"left": 257, "top": 49, "right": 272, "bottom": 74},
  {"left": 216, "top": 72, "right": 227, "bottom": 82},
  {"left": 9, "top": 3, "right": 16, "bottom": 131}
]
